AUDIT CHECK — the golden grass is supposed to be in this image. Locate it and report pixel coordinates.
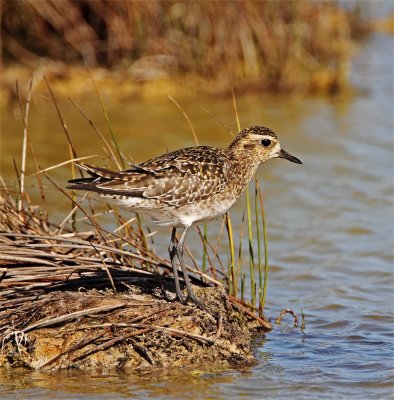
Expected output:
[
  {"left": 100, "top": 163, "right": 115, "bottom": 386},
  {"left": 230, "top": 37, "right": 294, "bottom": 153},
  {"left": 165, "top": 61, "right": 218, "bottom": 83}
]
[{"left": 2, "top": 0, "right": 370, "bottom": 98}]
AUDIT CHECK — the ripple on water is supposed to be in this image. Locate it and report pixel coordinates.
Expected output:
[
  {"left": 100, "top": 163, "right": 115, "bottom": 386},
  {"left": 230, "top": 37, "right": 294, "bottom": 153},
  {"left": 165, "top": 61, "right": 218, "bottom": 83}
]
[
  {"left": 315, "top": 303, "right": 347, "bottom": 311},
  {"left": 343, "top": 226, "right": 373, "bottom": 235}
]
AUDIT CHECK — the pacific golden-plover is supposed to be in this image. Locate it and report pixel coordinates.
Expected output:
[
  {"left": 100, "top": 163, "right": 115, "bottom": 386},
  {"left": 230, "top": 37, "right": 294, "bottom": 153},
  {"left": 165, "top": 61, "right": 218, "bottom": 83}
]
[{"left": 67, "top": 126, "right": 302, "bottom": 305}]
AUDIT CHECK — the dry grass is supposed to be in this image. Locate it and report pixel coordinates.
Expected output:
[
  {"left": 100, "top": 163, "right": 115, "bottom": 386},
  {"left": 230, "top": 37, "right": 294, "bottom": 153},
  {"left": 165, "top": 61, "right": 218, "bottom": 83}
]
[
  {"left": 0, "top": 190, "right": 219, "bottom": 302},
  {"left": 2, "top": 0, "right": 369, "bottom": 95}
]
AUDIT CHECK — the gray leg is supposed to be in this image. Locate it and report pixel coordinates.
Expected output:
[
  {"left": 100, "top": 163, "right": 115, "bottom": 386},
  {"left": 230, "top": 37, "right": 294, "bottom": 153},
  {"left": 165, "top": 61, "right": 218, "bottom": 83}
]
[
  {"left": 176, "top": 226, "right": 201, "bottom": 306},
  {"left": 168, "top": 228, "right": 187, "bottom": 303}
]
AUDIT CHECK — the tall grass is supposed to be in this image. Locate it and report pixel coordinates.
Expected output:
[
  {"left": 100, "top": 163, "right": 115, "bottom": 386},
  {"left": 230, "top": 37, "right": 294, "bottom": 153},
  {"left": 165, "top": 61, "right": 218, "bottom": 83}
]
[
  {"left": 256, "top": 181, "right": 269, "bottom": 315},
  {"left": 16, "top": 80, "right": 32, "bottom": 211},
  {"left": 225, "top": 213, "right": 236, "bottom": 296},
  {"left": 87, "top": 69, "right": 124, "bottom": 170},
  {"left": 2, "top": 1, "right": 368, "bottom": 95},
  {"left": 229, "top": 89, "right": 270, "bottom": 313}
]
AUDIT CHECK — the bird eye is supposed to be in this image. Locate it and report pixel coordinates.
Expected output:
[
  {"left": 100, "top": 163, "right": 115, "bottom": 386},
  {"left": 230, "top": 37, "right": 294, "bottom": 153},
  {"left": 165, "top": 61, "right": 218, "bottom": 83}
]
[{"left": 261, "top": 139, "right": 271, "bottom": 147}]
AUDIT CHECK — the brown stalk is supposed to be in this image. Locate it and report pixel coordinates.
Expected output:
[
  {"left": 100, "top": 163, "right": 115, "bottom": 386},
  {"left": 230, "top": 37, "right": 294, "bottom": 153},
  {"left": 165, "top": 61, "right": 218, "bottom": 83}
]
[
  {"left": 229, "top": 295, "right": 272, "bottom": 330},
  {"left": 196, "top": 223, "right": 227, "bottom": 278},
  {"left": 168, "top": 96, "right": 199, "bottom": 146},
  {"left": 44, "top": 77, "right": 77, "bottom": 161},
  {"left": 89, "top": 241, "right": 116, "bottom": 291},
  {"left": 40, "top": 331, "right": 107, "bottom": 369},
  {"left": 44, "top": 173, "right": 106, "bottom": 243},
  {"left": 200, "top": 106, "right": 235, "bottom": 138},
  {"left": 69, "top": 99, "right": 122, "bottom": 169},
  {"left": 134, "top": 323, "right": 216, "bottom": 344},
  {"left": 196, "top": 225, "right": 216, "bottom": 271},
  {"left": 31, "top": 155, "right": 98, "bottom": 177},
  {"left": 69, "top": 327, "right": 154, "bottom": 363},
  {"left": 15, "top": 80, "right": 33, "bottom": 211},
  {"left": 21, "top": 303, "right": 125, "bottom": 334}
]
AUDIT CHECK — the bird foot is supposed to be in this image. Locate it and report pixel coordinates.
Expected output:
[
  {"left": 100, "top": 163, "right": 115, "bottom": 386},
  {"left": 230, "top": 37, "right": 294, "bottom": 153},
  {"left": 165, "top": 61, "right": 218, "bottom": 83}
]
[{"left": 185, "top": 294, "right": 205, "bottom": 310}]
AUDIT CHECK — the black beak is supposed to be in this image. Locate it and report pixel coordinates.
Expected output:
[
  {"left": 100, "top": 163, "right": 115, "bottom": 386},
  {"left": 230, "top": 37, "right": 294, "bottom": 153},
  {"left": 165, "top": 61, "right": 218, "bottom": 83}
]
[{"left": 278, "top": 149, "right": 302, "bottom": 164}]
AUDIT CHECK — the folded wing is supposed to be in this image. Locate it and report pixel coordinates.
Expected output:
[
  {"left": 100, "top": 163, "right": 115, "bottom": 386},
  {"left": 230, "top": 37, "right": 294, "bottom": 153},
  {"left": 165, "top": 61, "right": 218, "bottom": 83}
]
[{"left": 67, "top": 147, "right": 230, "bottom": 207}]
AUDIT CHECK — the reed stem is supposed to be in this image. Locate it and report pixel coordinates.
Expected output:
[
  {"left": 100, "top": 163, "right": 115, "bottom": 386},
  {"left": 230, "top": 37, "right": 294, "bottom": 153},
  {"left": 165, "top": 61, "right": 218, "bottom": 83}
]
[
  {"left": 202, "top": 223, "right": 208, "bottom": 273},
  {"left": 254, "top": 183, "right": 263, "bottom": 314},
  {"left": 225, "top": 212, "right": 236, "bottom": 296},
  {"left": 87, "top": 68, "right": 124, "bottom": 170},
  {"left": 16, "top": 80, "right": 33, "bottom": 211},
  {"left": 245, "top": 188, "right": 256, "bottom": 307},
  {"left": 256, "top": 182, "right": 269, "bottom": 313}
]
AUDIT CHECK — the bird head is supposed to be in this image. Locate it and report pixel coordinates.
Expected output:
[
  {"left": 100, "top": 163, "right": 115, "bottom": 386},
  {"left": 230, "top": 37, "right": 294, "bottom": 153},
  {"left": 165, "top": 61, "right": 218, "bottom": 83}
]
[{"left": 229, "top": 126, "right": 302, "bottom": 165}]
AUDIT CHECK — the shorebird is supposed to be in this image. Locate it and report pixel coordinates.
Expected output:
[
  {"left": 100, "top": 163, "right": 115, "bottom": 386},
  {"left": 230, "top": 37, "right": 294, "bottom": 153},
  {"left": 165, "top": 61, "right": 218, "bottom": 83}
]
[{"left": 67, "top": 126, "right": 301, "bottom": 305}]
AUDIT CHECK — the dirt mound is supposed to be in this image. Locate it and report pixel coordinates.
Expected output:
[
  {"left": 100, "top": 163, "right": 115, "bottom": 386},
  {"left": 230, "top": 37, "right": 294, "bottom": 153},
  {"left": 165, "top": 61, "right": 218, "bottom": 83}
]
[{"left": 1, "top": 284, "right": 260, "bottom": 371}]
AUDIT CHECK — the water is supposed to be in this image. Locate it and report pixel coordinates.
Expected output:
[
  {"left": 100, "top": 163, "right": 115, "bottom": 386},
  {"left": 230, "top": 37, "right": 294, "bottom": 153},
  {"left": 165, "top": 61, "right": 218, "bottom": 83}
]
[{"left": 1, "top": 32, "right": 393, "bottom": 399}]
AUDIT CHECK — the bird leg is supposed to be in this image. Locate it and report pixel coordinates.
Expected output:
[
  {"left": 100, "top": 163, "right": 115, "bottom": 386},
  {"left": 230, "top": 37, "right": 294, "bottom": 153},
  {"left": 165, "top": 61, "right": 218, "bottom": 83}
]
[
  {"left": 168, "top": 228, "right": 187, "bottom": 304},
  {"left": 176, "top": 226, "right": 202, "bottom": 307}
]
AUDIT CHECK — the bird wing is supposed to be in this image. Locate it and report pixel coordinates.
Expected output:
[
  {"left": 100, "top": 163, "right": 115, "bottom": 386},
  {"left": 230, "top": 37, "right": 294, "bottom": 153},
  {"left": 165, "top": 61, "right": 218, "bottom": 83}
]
[{"left": 67, "top": 147, "right": 231, "bottom": 207}]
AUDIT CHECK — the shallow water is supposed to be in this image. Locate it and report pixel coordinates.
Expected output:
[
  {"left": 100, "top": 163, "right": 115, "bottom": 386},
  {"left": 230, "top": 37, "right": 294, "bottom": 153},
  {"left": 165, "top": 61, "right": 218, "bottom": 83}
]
[{"left": 1, "top": 32, "right": 393, "bottom": 399}]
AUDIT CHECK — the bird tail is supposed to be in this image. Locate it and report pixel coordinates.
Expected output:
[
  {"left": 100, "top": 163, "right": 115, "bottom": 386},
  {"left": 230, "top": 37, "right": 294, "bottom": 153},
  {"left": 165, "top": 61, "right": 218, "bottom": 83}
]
[{"left": 66, "top": 163, "right": 118, "bottom": 191}]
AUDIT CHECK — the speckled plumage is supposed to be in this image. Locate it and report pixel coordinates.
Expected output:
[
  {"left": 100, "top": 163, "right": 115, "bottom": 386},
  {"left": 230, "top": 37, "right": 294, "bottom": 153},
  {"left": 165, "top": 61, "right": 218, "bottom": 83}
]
[{"left": 67, "top": 126, "right": 302, "bottom": 305}]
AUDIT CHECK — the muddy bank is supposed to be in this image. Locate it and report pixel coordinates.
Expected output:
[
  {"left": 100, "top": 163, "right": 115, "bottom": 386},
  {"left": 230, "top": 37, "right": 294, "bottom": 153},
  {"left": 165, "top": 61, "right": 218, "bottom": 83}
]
[{"left": 0, "top": 284, "right": 262, "bottom": 372}]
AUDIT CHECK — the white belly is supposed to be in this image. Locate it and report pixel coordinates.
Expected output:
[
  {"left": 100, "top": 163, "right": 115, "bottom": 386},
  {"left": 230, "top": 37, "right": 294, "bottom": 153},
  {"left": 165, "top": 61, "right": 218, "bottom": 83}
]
[{"left": 110, "top": 195, "right": 237, "bottom": 228}]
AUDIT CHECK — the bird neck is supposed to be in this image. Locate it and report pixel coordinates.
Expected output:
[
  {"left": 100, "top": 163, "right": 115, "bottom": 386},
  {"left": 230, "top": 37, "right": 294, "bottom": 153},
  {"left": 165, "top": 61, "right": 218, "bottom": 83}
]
[{"left": 225, "top": 144, "right": 260, "bottom": 196}]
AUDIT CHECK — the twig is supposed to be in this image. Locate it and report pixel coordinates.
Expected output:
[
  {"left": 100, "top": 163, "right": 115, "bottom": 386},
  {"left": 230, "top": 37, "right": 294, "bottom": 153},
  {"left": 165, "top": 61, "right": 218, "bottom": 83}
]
[
  {"left": 0, "top": 175, "right": 13, "bottom": 203},
  {"left": 137, "top": 323, "right": 216, "bottom": 344},
  {"left": 69, "top": 321, "right": 216, "bottom": 344},
  {"left": 232, "top": 87, "right": 241, "bottom": 132},
  {"left": 44, "top": 77, "right": 78, "bottom": 160},
  {"left": 216, "top": 313, "right": 223, "bottom": 338},
  {"left": 22, "top": 303, "right": 125, "bottom": 333},
  {"left": 16, "top": 79, "right": 33, "bottom": 211},
  {"left": 44, "top": 174, "right": 106, "bottom": 242},
  {"left": 69, "top": 327, "right": 154, "bottom": 363},
  {"left": 300, "top": 309, "right": 306, "bottom": 333},
  {"left": 31, "top": 155, "right": 98, "bottom": 176},
  {"left": 0, "top": 254, "right": 61, "bottom": 267},
  {"left": 275, "top": 308, "right": 299, "bottom": 328},
  {"left": 86, "top": 68, "right": 124, "bottom": 169},
  {"left": 69, "top": 98, "right": 121, "bottom": 169},
  {"left": 200, "top": 106, "right": 235, "bottom": 137},
  {"left": 229, "top": 296, "right": 272, "bottom": 330},
  {"left": 1, "top": 330, "right": 29, "bottom": 353},
  {"left": 0, "top": 268, "right": 8, "bottom": 284},
  {"left": 89, "top": 241, "right": 116, "bottom": 291},
  {"left": 40, "top": 331, "right": 106, "bottom": 369},
  {"left": 168, "top": 95, "right": 199, "bottom": 145},
  {"left": 131, "top": 341, "right": 156, "bottom": 365}
]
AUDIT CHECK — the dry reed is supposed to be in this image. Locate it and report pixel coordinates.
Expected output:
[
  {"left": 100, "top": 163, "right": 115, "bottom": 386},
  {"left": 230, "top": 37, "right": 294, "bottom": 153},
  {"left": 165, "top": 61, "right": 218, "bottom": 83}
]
[{"left": 2, "top": 0, "right": 369, "bottom": 95}]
